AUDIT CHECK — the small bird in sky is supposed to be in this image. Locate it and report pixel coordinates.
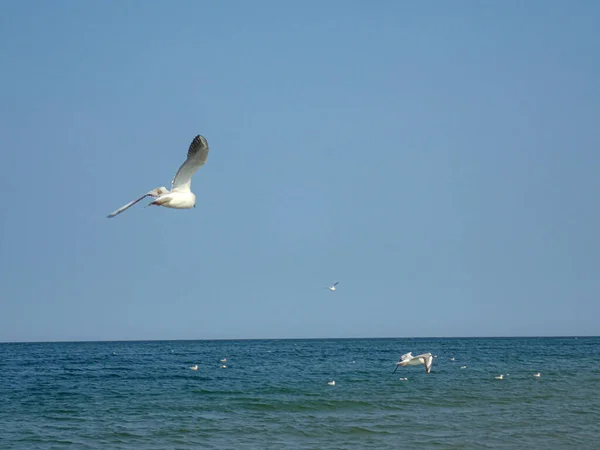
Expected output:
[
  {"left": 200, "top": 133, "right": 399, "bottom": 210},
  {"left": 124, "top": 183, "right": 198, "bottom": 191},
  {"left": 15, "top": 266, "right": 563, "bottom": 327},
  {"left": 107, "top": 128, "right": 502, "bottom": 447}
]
[
  {"left": 107, "top": 135, "right": 210, "bottom": 218},
  {"left": 328, "top": 282, "right": 339, "bottom": 291}
]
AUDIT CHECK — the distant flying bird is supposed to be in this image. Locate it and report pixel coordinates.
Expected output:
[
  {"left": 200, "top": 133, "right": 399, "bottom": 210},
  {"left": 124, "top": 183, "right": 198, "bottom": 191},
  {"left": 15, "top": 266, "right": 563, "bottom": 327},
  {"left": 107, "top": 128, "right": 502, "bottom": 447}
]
[
  {"left": 328, "top": 282, "right": 339, "bottom": 291},
  {"left": 393, "top": 352, "right": 434, "bottom": 374},
  {"left": 107, "top": 135, "right": 210, "bottom": 218}
]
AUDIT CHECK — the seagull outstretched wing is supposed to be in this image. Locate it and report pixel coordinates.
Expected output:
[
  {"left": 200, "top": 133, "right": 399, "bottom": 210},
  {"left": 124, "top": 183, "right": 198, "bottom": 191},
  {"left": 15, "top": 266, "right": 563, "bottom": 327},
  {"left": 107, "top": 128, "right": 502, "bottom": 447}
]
[
  {"left": 107, "top": 186, "right": 168, "bottom": 218},
  {"left": 171, "top": 135, "right": 210, "bottom": 193},
  {"left": 416, "top": 353, "right": 433, "bottom": 374}
]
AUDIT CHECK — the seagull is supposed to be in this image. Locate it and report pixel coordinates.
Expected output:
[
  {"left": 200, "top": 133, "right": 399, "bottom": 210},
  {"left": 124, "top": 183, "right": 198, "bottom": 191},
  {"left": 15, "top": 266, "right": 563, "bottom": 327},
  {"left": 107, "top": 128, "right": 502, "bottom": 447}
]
[
  {"left": 393, "top": 352, "right": 433, "bottom": 374},
  {"left": 495, "top": 374, "right": 504, "bottom": 380},
  {"left": 328, "top": 282, "right": 339, "bottom": 291},
  {"left": 107, "top": 135, "right": 210, "bottom": 218},
  {"left": 533, "top": 372, "right": 541, "bottom": 378},
  {"left": 220, "top": 358, "right": 227, "bottom": 363},
  {"left": 190, "top": 365, "right": 198, "bottom": 371},
  {"left": 327, "top": 380, "right": 336, "bottom": 386}
]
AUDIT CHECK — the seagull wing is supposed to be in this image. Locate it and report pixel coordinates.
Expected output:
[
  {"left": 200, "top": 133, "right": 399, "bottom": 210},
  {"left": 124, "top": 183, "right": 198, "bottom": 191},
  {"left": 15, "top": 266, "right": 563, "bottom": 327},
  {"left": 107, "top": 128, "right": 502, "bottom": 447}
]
[
  {"left": 400, "top": 352, "right": 413, "bottom": 361},
  {"left": 333, "top": 282, "right": 339, "bottom": 286},
  {"left": 171, "top": 135, "right": 210, "bottom": 193},
  {"left": 107, "top": 186, "right": 168, "bottom": 218},
  {"left": 416, "top": 353, "right": 433, "bottom": 374}
]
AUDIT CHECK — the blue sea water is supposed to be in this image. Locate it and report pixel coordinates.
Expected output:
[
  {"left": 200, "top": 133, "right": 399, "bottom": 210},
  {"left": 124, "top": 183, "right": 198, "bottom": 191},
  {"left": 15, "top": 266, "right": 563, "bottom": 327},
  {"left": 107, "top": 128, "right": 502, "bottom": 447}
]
[{"left": 1, "top": 337, "right": 599, "bottom": 449}]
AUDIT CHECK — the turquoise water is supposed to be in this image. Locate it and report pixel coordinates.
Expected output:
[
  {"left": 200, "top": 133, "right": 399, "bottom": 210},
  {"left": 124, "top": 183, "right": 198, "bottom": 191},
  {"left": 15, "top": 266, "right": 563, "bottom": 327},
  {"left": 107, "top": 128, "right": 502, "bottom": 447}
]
[{"left": 1, "top": 337, "right": 599, "bottom": 449}]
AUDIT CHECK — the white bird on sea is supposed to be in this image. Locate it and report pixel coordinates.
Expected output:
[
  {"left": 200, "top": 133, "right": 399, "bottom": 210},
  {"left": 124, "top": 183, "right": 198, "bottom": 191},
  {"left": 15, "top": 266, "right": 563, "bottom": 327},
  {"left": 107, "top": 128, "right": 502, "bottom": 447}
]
[
  {"left": 327, "top": 380, "right": 336, "bottom": 386},
  {"left": 328, "top": 282, "right": 339, "bottom": 291},
  {"left": 220, "top": 358, "right": 227, "bottom": 363},
  {"left": 190, "top": 365, "right": 198, "bottom": 371},
  {"left": 107, "top": 135, "right": 210, "bottom": 218},
  {"left": 495, "top": 374, "right": 504, "bottom": 380},
  {"left": 393, "top": 352, "right": 434, "bottom": 374},
  {"left": 460, "top": 365, "right": 467, "bottom": 369},
  {"left": 220, "top": 365, "right": 227, "bottom": 369},
  {"left": 399, "top": 377, "right": 408, "bottom": 381},
  {"left": 533, "top": 372, "right": 541, "bottom": 378}
]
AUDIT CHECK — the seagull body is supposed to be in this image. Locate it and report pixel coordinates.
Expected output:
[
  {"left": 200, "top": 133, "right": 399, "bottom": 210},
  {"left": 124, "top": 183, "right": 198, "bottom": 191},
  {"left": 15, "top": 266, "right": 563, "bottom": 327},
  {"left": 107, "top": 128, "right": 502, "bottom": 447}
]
[
  {"left": 327, "top": 380, "right": 336, "bottom": 386},
  {"left": 395, "top": 352, "right": 433, "bottom": 374},
  {"left": 495, "top": 374, "right": 504, "bottom": 380},
  {"left": 190, "top": 365, "right": 198, "bottom": 371},
  {"left": 328, "top": 282, "right": 339, "bottom": 291},
  {"left": 533, "top": 372, "right": 541, "bottom": 378},
  {"left": 107, "top": 135, "right": 210, "bottom": 218}
]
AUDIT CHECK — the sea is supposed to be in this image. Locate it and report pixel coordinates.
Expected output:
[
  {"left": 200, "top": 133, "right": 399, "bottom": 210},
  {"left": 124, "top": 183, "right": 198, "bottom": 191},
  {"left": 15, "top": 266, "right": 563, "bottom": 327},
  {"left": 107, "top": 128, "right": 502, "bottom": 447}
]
[{"left": 1, "top": 337, "right": 599, "bottom": 449}]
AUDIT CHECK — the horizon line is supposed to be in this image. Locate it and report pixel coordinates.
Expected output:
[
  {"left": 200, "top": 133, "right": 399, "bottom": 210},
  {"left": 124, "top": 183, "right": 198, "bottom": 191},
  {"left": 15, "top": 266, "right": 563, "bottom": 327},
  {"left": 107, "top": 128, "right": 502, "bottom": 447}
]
[{"left": 1, "top": 334, "right": 597, "bottom": 344}]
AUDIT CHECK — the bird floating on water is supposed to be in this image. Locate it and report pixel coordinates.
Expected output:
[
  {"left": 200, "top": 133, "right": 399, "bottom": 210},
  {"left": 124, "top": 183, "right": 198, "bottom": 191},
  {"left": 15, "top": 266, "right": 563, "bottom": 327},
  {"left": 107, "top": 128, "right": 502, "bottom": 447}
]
[
  {"left": 328, "top": 282, "right": 339, "bottom": 291},
  {"left": 107, "top": 135, "right": 210, "bottom": 218},
  {"left": 220, "top": 358, "right": 227, "bottom": 363},
  {"left": 399, "top": 377, "right": 408, "bottom": 381},
  {"left": 393, "top": 352, "right": 433, "bottom": 374},
  {"left": 327, "top": 380, "right": 336, "bottom": 386},
  {"left": 460, "top": 365, "right": 467, "bottom": 369},
  {"left": 533, "top": 372, "right": 541, "bottom": 378},
  {"left": 190, "top": 365, "right": 198, "bottom": 371},
  {"left": 495, "top": 374, "right": 504, "bottom": 380}
]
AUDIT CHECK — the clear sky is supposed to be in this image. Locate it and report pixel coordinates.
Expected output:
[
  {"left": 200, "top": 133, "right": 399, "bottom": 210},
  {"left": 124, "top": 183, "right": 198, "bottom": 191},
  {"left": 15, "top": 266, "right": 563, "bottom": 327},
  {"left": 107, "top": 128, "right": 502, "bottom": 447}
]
[{"left": 1, "top": 1, "right": 599, "bottom": 342}]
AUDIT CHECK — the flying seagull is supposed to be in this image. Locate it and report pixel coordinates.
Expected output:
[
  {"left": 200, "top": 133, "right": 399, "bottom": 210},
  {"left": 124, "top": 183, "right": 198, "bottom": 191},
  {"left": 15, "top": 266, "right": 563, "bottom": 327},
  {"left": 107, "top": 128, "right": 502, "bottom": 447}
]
[
  {"left": 328, "top": 282, "right": 339, "bottom": 291},
  {"left": 107, "top": 135, "right": 210, "bottom": 218},
  {"left": 393, "top": 352, "right": 433, "bottom": 374}
]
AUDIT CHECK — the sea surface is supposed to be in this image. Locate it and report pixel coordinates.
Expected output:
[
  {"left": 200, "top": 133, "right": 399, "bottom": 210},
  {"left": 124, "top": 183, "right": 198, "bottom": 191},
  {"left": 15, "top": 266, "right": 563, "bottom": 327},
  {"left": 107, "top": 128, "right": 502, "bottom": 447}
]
[{"left": 1, "top": 337, "right": 599, "bottom": 449}]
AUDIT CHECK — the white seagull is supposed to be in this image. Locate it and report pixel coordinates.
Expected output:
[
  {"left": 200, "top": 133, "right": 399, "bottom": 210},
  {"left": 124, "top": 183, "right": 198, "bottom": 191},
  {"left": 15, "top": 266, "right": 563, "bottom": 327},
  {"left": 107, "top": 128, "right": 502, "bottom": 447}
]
[
  {"left": 328, "top": 282, "right": 339, "bottom": 291},
  {"left": 393, "top": 352, "right": 433, "bottom": 374},
  {"left": 190, "top": 365, "right": 198, "bottom": 371},
  {"left": 533, "top": 372, "right": 541, "bottom": 378},
  {"left": 495, "top": 374, "right": 504, "bottom": 380},
  {"left": 107, "top": 135, "right": 210, "bottom": 218}
]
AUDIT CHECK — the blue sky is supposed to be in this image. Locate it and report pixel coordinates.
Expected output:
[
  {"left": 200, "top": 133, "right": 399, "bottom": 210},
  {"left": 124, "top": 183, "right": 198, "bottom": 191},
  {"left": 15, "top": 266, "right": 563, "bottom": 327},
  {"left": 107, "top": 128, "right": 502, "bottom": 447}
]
[{"left": 1, "top": 1, "right": 599, "bottom": 342}]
